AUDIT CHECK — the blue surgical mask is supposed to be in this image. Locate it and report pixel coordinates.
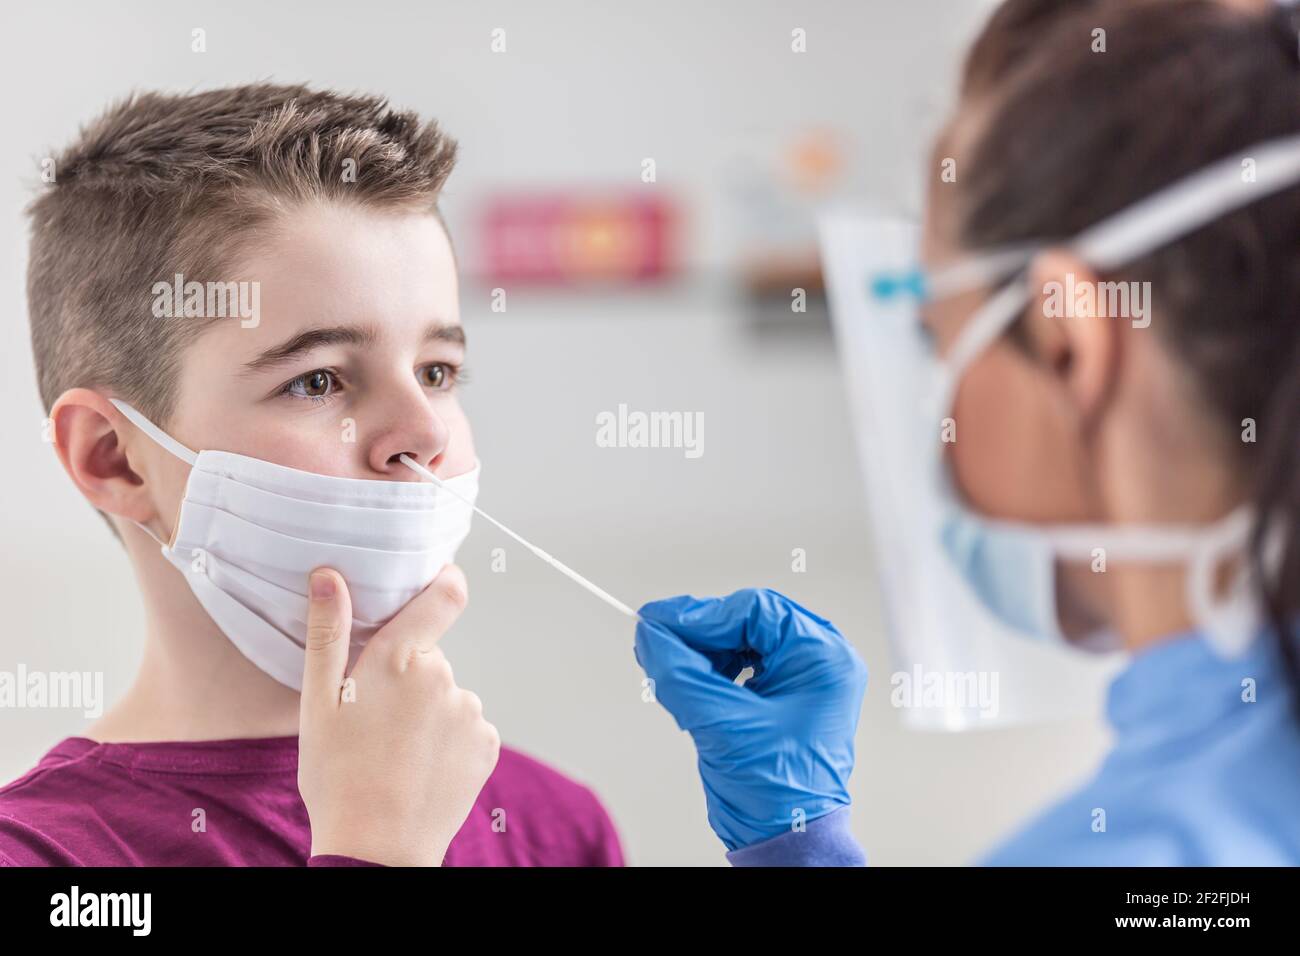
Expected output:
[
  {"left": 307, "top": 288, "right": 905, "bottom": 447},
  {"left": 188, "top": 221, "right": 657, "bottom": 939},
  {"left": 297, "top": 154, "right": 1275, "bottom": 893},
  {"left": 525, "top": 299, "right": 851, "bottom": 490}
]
[{"left": 938, "top": 501, "right": 1069, "bottom": 646}]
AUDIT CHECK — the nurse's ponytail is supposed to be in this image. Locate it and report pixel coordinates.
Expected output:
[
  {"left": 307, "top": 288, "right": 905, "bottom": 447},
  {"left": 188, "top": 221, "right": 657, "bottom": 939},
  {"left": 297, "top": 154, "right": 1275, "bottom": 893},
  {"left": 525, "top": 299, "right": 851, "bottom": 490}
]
[{"left": 956, "top": 0, "right": 1300, "bottom": 695}]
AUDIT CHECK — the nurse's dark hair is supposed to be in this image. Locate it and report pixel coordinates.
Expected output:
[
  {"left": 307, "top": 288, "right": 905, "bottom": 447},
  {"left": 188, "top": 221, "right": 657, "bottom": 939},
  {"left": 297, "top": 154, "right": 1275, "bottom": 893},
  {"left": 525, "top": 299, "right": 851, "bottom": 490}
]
[{"left": 956, "top": 0, "right": 1300, "bottom": 697}]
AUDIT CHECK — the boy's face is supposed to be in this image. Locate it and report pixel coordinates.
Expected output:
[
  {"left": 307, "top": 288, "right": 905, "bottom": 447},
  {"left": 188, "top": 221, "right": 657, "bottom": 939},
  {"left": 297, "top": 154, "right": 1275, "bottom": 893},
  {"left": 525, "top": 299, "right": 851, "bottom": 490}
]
[{"left": 146, "top": 201, "right": 474, "bottom": 521}]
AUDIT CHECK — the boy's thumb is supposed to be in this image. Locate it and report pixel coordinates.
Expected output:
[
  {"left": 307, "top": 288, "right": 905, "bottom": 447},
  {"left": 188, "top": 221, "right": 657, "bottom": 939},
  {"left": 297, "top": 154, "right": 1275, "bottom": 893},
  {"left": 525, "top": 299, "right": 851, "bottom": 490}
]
[{"left": 302, "top": 568, "right": 352, "bottom": 708}]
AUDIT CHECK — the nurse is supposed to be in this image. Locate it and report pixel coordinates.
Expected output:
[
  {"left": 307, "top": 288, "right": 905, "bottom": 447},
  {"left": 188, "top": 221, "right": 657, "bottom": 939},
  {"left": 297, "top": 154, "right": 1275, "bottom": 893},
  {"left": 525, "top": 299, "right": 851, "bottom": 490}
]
[{"left": 635, "top": 0, "right": 1300, "bottom": 865}]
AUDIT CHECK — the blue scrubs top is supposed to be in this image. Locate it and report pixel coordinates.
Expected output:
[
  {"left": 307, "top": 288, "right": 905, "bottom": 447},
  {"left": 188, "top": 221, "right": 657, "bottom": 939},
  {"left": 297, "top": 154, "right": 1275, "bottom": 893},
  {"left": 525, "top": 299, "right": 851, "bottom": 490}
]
[{"left": 984, "top": 627, "right": 1300, "bottom": 865}]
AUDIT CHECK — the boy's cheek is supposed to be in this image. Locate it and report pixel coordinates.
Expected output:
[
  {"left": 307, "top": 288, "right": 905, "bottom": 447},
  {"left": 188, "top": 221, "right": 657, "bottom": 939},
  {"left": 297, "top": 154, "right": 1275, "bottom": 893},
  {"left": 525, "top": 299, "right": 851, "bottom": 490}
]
[
  {"left": 140, "top": 447, "right": 193, "bottom": 537},
  {"left": 242, "top": 416, "right": 477, "bottom": 480},
  {"left": 440, "top": 406, "right": 478, "bottom": 477},
  {"left": 163, "top": 381, "right": 478, "bottom": 480}
]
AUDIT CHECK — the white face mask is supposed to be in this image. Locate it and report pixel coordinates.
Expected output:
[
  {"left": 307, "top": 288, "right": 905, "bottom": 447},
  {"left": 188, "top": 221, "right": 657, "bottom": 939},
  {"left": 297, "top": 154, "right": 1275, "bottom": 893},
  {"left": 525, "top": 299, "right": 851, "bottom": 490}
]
[{"left": 111, "top": 399, "right": 479, "bottom": 690}]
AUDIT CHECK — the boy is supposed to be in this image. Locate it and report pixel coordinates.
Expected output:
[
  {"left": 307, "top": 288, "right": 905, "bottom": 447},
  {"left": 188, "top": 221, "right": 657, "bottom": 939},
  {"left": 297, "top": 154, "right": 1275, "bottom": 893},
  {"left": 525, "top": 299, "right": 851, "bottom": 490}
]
[{"left": 1, "top": 83, "right": 623, "bottom": 866}]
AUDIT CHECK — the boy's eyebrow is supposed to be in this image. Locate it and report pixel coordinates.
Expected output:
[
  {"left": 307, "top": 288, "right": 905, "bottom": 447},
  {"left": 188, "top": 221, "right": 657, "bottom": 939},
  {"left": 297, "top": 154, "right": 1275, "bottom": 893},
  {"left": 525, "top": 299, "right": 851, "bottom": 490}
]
[
  {"left": 426, "top": 322, "right": 466, "bottom": 348},
  {"left": 242, "top": 321, "right": 466, "bottom": 374}
]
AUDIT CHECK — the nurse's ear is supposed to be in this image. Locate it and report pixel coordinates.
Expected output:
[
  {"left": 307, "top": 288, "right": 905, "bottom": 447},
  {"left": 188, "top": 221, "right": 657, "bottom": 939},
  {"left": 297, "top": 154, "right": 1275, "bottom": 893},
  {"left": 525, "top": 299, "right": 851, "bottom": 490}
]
[
  {"left": 1023, "top": 249, "right": 1123, "bottom": 433},
  {"left": 49, "top": 388, "right": 161, "bottom": 526}
]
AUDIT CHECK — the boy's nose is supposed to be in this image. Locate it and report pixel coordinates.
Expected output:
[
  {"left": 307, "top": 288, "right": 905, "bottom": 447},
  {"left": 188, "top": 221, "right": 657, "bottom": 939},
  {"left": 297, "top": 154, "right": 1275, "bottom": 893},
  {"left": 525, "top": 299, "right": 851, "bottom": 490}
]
[{"left": 367, "top": 411, "right": 450, "bottom": 480}]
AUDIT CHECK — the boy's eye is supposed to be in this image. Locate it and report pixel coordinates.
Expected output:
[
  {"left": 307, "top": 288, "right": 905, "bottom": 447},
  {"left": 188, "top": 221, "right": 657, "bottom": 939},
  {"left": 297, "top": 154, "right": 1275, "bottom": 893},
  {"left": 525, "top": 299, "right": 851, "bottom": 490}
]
[
  {"left": 418, "top": 363, "right": 453, "bottom": 390},
  {"left": 303, "top": 370, "right": 331, "bottom": 396},
  {"left": 284, "top": 369, "right": 337, "bottom": 400}
]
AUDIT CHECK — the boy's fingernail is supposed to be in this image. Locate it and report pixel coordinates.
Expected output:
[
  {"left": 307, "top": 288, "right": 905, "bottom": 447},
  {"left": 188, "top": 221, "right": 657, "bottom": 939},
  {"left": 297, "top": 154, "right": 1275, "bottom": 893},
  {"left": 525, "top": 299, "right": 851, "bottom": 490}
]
[{"left": 310, "top": 571, "right": 335, "bottom": 600}]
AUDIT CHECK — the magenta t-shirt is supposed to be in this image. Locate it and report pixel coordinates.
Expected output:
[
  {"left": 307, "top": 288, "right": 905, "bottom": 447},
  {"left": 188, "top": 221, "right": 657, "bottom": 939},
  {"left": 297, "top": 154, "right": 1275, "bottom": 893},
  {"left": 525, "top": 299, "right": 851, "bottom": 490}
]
[{"left": 0, "top": 736, "right": 624, "bottom": 867}]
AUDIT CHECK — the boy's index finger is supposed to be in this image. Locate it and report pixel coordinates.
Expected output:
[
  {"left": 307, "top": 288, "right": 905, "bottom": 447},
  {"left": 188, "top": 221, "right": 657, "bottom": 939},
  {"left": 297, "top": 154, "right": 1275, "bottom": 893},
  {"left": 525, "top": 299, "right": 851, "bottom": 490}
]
[{"left": 301, "top": 568, "right": 353, "bottom": 711}]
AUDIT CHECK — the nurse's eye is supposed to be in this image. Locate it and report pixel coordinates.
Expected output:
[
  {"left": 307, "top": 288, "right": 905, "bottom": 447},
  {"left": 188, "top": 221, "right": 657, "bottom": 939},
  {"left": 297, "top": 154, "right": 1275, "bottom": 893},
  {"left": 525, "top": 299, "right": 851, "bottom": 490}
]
[
  {"left": 282, "top": 368, "right": 338, "bottom": 401},
  {"left": 918, "top": 318, "right": 938, "bottom": 350},
  {"left": 916, "top": 306, "right": 940, "bottom": 352},
  {"left": 417, "top": 362, "right": 459, "bottom": 391}
]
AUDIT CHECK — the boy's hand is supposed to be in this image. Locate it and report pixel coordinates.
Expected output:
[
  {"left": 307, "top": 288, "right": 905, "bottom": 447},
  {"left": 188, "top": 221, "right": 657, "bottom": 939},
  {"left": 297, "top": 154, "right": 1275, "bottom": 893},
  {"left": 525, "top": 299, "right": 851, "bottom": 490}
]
[{"left": 297, "top": 565, "right": 500, "bottom": 866}]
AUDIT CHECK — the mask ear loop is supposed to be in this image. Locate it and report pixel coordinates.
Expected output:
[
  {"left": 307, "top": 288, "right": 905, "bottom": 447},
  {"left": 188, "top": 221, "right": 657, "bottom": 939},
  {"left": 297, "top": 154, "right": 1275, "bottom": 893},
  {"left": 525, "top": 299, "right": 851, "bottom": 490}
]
[
  {"left": 928, "top": 278, "right": 1032, "bottom": 443},
  {"left": 109, "top": 399, "right": 198, "bottom": 466},
  {"left": 130, "top": 519, "right": 170, "bottom": 552},
  {"left": 1188, "top": 508, "right": 1280, "bottom": 658},
  {"left": 942, "top": 281, "right": 1031, "bottom": 388},
  {"left": 109, "top": 398, "right": 198, "bottom": 553},
  {"left": 866, "top": 238, "right": 1038, "bottom": 424}
]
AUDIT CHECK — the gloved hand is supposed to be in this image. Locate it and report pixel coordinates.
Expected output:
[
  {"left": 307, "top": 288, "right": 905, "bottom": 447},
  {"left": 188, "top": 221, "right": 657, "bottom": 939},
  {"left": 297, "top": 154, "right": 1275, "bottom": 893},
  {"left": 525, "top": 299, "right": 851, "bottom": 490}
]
[{"left": 635, "top": 589, "right": 868, "bottom": 851}]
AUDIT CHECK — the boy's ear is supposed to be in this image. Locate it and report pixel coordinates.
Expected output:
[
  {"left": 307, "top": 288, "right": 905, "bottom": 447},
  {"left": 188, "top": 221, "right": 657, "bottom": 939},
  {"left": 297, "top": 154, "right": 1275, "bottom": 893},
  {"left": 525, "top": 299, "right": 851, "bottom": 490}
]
[{"left": 50, "top": 388, "right": 158, "bottom": 525}]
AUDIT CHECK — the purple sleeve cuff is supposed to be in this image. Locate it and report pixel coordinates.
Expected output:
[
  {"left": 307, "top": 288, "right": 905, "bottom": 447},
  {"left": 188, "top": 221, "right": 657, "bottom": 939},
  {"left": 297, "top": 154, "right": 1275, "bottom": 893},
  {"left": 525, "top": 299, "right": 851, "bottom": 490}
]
[
  {"left": 725, "top": 806, "right": 866, "bottom": 867},
  {"left": 307, "top": 854, "right": 386, "bottom": 867}
]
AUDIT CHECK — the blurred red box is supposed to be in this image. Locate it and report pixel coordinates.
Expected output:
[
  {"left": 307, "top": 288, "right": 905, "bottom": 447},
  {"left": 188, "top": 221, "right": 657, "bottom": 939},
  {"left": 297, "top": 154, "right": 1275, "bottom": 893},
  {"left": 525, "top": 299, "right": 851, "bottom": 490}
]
[{"left": 478, "top": 193, "right": 676, "bottom": 284}]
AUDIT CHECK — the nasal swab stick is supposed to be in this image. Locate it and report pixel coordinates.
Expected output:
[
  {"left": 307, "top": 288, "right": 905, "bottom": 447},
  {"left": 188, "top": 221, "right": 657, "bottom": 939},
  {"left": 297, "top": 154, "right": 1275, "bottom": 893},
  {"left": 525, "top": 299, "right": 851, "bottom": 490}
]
[{"left": 400, "top": 455, "right": 640, "bottom": 620}]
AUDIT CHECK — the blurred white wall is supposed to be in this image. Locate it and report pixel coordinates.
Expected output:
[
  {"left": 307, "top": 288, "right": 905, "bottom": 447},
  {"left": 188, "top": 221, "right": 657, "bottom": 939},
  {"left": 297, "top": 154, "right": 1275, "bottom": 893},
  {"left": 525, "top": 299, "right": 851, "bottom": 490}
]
[{"left": 0, "top": 0, "right": 1112, "bottom": 865}]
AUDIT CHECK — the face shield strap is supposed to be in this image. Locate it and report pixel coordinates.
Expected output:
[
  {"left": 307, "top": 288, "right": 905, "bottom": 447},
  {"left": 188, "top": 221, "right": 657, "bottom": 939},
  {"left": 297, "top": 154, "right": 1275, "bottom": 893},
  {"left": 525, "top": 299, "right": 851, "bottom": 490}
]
[
  {"left": 923, "top": 244, "right": 1037, "bottom": 301},
  {"left": 1071, "top": 132, "right": 1300, "bottom": 270},
  {"left": 939, "top": 132, "right": 1300, "bottom": 390}
]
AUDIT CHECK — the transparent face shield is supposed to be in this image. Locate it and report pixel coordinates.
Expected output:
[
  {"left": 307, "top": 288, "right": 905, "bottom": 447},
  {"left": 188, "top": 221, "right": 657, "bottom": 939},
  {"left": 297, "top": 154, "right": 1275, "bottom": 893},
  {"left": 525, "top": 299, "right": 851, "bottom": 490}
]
[
  {"left": 819, "top": 133, "right": 1300, "bottom": 730},
  {"left": 821, "top": 216, "right": 1121, "bottom": 730}
]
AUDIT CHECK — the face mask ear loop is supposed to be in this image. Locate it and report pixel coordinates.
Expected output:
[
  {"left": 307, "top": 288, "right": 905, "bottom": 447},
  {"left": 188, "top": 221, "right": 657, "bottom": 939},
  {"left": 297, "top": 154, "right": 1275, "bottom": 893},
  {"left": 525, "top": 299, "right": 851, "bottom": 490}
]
[
  {"left": 109, "top": 398, "right": 197, "bottom": 553},
  {"left": 944, "top": 282, "right": 1031, "bottom": 387},
  {"left": 935, "top": 280, "right": 1031, "bottom": 428},
  {"left": 1187, "top": 507, "right": 1259, "bottom": 657},
  {"left": 129, "top": 519, "right": 170, "bottom": 553},
  {"left": 109, "top": 398, "right": 198, "bottom": 466}
]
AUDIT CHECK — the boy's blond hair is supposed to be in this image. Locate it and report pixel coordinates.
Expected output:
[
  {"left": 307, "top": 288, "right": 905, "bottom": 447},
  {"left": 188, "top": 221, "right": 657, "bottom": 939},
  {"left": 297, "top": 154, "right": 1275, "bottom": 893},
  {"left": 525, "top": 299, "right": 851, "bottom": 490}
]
[{"left": 27, "top": 83, "right": 458, "bottom": 426}]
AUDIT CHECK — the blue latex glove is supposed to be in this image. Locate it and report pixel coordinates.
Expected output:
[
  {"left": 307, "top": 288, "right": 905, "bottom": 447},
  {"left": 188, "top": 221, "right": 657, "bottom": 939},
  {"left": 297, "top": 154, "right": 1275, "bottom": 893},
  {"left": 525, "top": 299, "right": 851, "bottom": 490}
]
[{"left": 635, "top": 589, "right": 868, "bottom": 851}]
